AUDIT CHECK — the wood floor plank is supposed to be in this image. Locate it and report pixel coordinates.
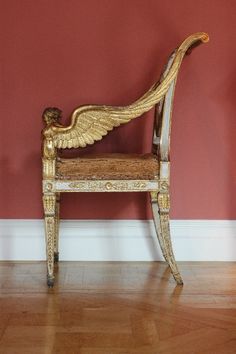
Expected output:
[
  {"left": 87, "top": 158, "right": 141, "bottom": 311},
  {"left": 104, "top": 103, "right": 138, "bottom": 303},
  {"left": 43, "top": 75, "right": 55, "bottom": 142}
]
[{"left": 0, "top": 261, "right": 236, "bottom": 353}]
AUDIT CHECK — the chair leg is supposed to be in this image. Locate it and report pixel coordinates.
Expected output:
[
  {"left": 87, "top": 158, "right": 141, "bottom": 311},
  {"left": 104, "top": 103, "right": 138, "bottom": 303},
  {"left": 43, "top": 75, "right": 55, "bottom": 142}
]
[
  {"left": 150, "top": 192, "right": 168, "bottom": 262},
  {"left": 54, "top": 193, "right": 60, "bottom": 263},
  {"left": 43, "top": 193, "right": 56, "bottom": 287},
  {"left": 150, "top": 191, "right": 183, "bottom": 285}
]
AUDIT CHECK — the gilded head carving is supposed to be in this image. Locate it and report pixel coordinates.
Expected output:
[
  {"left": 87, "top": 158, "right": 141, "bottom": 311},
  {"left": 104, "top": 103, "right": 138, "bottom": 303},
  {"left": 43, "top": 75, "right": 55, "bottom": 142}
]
[{"left": 43, "top": 107, "right": 62, "bottom": 126}]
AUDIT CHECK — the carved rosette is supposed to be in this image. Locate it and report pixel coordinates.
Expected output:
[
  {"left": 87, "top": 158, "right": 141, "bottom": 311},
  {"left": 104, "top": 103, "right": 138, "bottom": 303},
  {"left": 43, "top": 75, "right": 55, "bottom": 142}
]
[
  {"left": 43, "top": 181, "right": 54, "bottom": 193},
  {"left": 159, "top": 180, "right": 169, "bottom": 193}
]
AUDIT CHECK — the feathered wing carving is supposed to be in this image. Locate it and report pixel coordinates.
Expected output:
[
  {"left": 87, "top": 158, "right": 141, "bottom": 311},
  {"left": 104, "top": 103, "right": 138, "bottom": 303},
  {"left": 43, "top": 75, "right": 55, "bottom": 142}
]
[{"left": 44, "top": 32, "right": 209, "bottom": 149}]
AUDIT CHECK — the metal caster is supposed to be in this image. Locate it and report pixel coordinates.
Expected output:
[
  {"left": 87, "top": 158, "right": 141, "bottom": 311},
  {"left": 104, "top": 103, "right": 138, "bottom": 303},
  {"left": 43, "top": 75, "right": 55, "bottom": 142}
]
[
  {"left": 47, "top": 277, "right": 54, "bottom": 288},
  {"left": 54, "top": 252, "right": 59, "bottom": 263}
]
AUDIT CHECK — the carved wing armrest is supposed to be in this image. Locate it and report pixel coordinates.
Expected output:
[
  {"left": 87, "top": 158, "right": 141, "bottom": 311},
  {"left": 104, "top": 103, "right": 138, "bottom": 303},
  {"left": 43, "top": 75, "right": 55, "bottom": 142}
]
[{"left": 42, "top": 32, "right": 209, "bottom": 159}]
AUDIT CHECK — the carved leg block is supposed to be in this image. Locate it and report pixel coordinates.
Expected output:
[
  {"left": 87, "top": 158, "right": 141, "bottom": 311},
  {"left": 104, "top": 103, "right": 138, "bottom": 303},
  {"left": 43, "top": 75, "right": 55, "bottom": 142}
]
[
  {"left": 150, "top": 192, "right": 168, "bottom": 262},
  {"left": 43, "top": 194, "right": 56, "bottom": 287}
]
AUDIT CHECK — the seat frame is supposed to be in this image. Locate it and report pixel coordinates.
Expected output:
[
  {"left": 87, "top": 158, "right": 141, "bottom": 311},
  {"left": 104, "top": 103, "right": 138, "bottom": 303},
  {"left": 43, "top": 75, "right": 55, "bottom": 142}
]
[{"left": 42, "top": 32, "right": 209, "bottom": 287}]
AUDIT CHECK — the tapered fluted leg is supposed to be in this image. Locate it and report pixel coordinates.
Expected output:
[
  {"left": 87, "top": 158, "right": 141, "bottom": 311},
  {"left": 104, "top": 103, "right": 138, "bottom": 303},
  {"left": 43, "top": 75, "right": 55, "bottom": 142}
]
[
  {"left": 150, "top": 191, "right": 183, "bottom": 285},
  {"left": 43, "top": 193, "right": 56, "bottom": 287},
  {"left": 54, "top": 193, "right": 60, "bottom": 263}
]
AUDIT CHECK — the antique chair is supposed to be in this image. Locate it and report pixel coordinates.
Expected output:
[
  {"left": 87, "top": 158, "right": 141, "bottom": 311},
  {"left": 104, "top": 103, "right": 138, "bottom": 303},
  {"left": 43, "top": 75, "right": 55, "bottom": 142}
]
[{"left": 42, "top": 32, "right": 209, "bottom": 287}]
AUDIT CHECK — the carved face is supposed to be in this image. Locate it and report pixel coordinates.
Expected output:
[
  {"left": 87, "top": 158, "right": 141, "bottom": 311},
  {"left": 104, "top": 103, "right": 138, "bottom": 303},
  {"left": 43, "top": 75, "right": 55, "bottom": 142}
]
[{"left": 43, "top": 107, "right": 62, "bottom": 125}]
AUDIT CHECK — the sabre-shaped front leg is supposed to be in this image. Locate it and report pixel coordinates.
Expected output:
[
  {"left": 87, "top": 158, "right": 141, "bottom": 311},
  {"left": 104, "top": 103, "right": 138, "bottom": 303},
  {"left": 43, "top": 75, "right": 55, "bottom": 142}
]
[
  {"left": 43, "top": 194, "right": 56, "bottom": 287},
  {"left": 157, "top": 180, "right": 183, "bottom": 285}
]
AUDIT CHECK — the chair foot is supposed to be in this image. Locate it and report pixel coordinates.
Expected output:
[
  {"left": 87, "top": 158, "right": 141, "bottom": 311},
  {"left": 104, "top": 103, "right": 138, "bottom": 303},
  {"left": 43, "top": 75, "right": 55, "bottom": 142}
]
[
  {"left": 54, "top": 251, "right": 59, "bottom": 263},
  {"left": 159, "top": 213, "right": 183, "bottom": 285},
  {"left": 173, "top": 271, "right": 183, "bottom": 285},
  {"left": 47, "top": 276, "right": 55, "bottom": 288}
]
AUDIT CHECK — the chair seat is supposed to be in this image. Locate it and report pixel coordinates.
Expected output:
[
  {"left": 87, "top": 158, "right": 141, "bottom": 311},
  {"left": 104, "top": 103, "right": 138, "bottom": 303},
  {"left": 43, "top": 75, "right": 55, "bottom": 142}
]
[{"left": 56, "top": 153, "right": 159, "bottom": 180}]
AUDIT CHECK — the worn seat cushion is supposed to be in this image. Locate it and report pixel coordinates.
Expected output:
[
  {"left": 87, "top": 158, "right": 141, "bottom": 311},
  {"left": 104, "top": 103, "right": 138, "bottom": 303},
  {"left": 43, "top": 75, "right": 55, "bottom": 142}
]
[{"left": 56, "top": 153, "right": 159, "bottom": 180}]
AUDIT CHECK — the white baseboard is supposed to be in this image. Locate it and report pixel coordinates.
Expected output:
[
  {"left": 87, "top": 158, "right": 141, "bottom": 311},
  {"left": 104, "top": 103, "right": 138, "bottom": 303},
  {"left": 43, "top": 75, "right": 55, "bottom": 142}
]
[{"left": 0, "top": 219, "right": 236, "bottom": 261}]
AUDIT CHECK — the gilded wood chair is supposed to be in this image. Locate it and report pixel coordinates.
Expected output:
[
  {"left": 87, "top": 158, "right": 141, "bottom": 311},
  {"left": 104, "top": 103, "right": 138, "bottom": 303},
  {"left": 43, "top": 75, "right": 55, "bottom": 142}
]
[{"left": 42, "top": 32, "right": 209, "bottom": 287}]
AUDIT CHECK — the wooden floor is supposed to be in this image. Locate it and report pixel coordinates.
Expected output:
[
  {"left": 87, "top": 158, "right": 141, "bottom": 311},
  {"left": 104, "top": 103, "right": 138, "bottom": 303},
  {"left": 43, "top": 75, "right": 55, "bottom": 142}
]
[{"left": 0, "top": 262, "right": 236, "bottom": 353}]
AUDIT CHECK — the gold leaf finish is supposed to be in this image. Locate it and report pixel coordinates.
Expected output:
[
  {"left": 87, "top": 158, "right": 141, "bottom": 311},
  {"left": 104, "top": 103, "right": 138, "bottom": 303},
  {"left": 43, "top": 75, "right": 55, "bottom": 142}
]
[
  {"left": 43, "top": 195, "right": 56, "bottom": 216},
  {"left": 158, "top": 193, "right": 170, "bottom": 210},
  {"left": 42, "top": 32, "right": 209, "bottom": 150},
  {"left": 41, "top": 32, "right": 209, "bottom": 287},
  {"left": 67, "top": 180, "right": 148, "bottom": 192},
  {"left": 44, "top": 216, "right": 55, "bottom": 281}
]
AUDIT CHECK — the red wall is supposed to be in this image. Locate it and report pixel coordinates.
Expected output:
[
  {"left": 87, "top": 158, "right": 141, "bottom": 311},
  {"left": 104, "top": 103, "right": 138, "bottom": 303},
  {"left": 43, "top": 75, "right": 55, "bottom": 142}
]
[{"left": 1, "top": 0, "right": 236, "bottom": 220}]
